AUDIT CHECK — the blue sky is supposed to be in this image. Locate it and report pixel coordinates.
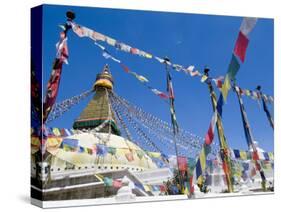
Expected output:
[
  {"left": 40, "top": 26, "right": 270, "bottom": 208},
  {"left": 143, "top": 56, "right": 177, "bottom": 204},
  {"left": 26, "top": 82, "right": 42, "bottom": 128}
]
[{"left": 42, "top": 4, "right": 274, "bottom": 152}]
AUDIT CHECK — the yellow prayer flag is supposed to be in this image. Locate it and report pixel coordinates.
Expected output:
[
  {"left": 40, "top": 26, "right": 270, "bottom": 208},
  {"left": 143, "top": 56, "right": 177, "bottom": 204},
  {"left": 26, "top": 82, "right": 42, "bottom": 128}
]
[
  {"left": 240, "top": 151, "right": 247, "bottom": 160},
  {"left": 245, "top": 89, "right": 251, "bottom": 96},
  {"left": 31, "top": 136, "right": 40, "bottom": 146},
  {"left": 221, "top": 75, "right": 231, "bottom": 102},
  {"left": 147, "top": 151, "right": 161, "bottom": 158},
  {"left": 143, "top": 185, "right": 151, "bottom": 192},
  {"left": 268, "top": 152, "right": 274, "bottom": 160},
  {"left": 199, "top": 148, "right": 206, "bottom": 170},
  {"left": 53, "top": 128, "right": 61, "bottom": 136},
  {"left": 145, "top": 53, "right": 153, "bottom": 59},
  {"left": 201, "top": 75, "right": 208, "bottom": 83}
]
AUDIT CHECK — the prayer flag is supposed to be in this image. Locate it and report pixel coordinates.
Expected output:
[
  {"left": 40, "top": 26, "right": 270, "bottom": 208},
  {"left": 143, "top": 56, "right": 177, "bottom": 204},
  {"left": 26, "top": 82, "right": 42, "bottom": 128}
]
[
  {"left": 221, "top": 75, "right": 231, "bottom": 102},
  {"left": 177, "top": 156, "right": 188, "bottom": 171},
  {"left": 104, "top": 177, "right": 113, "bottom": 187},
  {"left": 234, "top": 149, "right": 241, "bottom": 158},
  {"left": 234, "top": 31, "right": 249, "bottom": 62},
  {"left": 62, "top": 138, "right": 78, "bottom": 148},
  {"left": 201, "top": 75, "right": 208, "bottom": 83},
  {"left": 151, "top": 89, "right": 169, "bottom": 99},
  {"left": 125, "top": 152, "right": 134, "bottom": 161},
  {"left": 105, "top": 36, "right": 116, "bottom": 46},
  {"left": 120, "top": 63, "right": 130, "bottom": 73},
  {"left": 96, "top": 144, "right": 108, "bottom": 156},
  {"left": 108, "top": 147, "right": 117, "bottom": 155},
  {"left": 240, "top": 18, "right": 258, "bottom": 37},
  {"left": 227, "top": 54, "right": 241, "bottom": 80},
  {"left": 240, "top": 151, "right": 247, "bottom": 160},
  {"left": 130, "top": 48, "right": 139, "bottom": 54},
  {"left": 205, "top": 111, "right": 217, "bottom": 145},
  {"left": 113, "top": 179, "right": 122, "bottom": 188}
]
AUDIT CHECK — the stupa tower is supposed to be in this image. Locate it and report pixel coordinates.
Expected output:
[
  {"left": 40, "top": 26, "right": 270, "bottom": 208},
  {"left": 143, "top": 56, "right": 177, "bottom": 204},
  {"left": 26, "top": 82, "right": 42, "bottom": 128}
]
[{"left": 73, "top": 64, "right": 120, "bottom": 135}]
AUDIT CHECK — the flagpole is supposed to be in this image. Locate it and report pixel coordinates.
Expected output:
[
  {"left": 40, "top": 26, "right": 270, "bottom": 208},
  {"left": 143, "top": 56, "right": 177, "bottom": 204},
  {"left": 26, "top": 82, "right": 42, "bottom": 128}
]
[
  {"left": 256, "top": 86, "right": 274, "bottom": 129},
  {"left": 233, "top": 83, "right": 267, "bottom": 191},
  {"left": 204, "top": 68, "right": 234, "bottom": 193},
  {"left": 163, "top": 57, "right": 183, "bottom": 193}
]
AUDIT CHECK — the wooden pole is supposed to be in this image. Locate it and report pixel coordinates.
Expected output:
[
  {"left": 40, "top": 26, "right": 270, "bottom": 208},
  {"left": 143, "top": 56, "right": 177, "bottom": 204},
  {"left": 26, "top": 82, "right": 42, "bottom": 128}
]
[{"left": 164, "top": 57, "right": 183, "bottom": 194}]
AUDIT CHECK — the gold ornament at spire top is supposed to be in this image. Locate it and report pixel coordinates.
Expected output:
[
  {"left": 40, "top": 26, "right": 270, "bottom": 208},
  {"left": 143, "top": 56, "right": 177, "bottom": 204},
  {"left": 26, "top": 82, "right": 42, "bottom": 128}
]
[{"left": 93, "top": 64, "right": 114, "bottom": 90}]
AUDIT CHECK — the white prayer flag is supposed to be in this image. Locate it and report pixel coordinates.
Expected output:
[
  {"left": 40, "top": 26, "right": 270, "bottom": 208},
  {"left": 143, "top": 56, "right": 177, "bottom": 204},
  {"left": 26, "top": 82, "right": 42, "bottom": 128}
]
[{"left": 240, "top": 17, "right": 258, "bottom": 37}]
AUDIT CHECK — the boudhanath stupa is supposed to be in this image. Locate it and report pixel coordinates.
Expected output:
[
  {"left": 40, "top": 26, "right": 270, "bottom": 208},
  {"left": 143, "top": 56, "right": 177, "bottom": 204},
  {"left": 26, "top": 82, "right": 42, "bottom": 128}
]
[{"left": 31, "top": 65, "right": 173, "bottom": 201}]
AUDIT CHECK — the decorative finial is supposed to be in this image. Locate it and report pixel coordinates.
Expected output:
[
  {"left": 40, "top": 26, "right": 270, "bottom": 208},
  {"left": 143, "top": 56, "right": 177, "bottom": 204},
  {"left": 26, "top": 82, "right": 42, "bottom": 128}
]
[
  {"left": 66, "top": 11, "right": 76, "bottom": 21},
  {"left": 204, "top": 66, "right": 210, "bottom": 76}
]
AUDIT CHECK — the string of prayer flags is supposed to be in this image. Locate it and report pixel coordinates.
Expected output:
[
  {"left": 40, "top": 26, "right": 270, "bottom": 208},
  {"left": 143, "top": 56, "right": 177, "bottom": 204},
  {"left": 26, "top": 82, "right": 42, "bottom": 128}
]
[
  {"left": 222, "top": 17, "right": 258, "bottom": 102},
  {"left": 43, "top": 59, "right": 64, "bottom": 123},
  {"left": 231, "top": 149, "right": 274, "bottom": 161},
  {"left": 70, "top": 21, "right": 206, "bottom": 83},
  {"left": 93, "top": 41, "right": 169, "bottom": 101},
  {"left": 70, "top": 22, "right": 153, "bottom": 59},
  {"left": 68, "top": 19, "right": 271, "bottom": 108},
  {"left": 231, "top": 86, "right": 273, "bottom": 104},
  {"left": 43, "top": 25, "right": 72, "bottom": 123}
]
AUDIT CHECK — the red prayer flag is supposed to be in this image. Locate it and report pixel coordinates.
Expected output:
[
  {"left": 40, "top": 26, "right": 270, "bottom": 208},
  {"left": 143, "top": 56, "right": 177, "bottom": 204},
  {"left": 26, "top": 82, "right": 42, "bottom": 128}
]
[
  {"left": 113, "top": 179, "right": 122, "bottom": 188},
  {"left": 189, "top": 177, "right": 194, "bottom": 194},
  {"left": 43, "top": 59, "right": 63, "bottom": 122},
  {"left": 125, "top": 152, "right": 134, "bottom": 161},
  {"left": 234, "top": 31, "right": 249, "bottom": 63},
  {"left": 177, "top": 156, "right": 187, "bottom": 171},
  {"left": 252, "top": 151, "right": 259, "bottom": 160},
  {"left": 160, "top": 185, "right": 166, "bottom": 192},
  {"left": 130, "top": 48, "right": 139, "bottom": 54},
  {"left": 205, "top": 126, "right": 215, "bottom": 145},
  {"left": 120, "top": 63, "right": 130, "bottom": 73},
  {"left": 205, "top": 112, "right": 217, "bottom": 145}
]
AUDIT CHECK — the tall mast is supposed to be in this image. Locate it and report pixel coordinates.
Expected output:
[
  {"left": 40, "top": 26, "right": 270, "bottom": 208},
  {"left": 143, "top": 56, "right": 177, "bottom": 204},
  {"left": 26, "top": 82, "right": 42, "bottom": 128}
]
[
  {"left": 233, "top": 83, "right": 267, "bottom": 191},
  {"left": 204, "top": 67, "right": 234, "bottom": 193}
]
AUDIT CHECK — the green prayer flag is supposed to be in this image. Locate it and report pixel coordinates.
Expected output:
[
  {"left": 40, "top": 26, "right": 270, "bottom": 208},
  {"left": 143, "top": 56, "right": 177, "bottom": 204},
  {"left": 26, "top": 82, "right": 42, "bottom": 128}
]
[
  {"left": 227, "top": 54, "right": 240, "bottom": 80},
  {"left": 104, "top": 177, "right": 113, "bottom": 186},
  {"left": 108, "top": 147, "right": 117, "bottom": 155}
]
